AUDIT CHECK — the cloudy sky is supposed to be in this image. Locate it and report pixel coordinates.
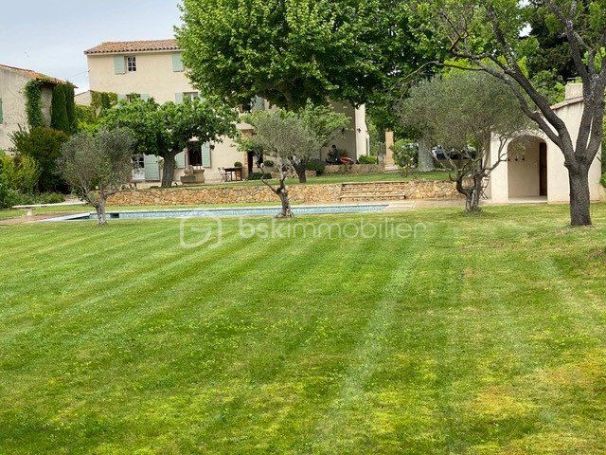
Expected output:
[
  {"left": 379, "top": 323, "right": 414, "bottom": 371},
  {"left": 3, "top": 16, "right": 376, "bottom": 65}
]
[{"left": 0, "top": 1, "right": 181, "bottom": 92}]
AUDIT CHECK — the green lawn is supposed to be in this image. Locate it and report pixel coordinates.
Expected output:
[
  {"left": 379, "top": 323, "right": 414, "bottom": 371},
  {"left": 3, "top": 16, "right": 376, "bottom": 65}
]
[{"left": 1, "top": 204, "right": 606, "bottom": 454}]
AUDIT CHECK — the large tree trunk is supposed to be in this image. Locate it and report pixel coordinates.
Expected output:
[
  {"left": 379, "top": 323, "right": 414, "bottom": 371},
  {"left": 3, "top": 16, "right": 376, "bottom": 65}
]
[
  {"left": 294, "top": 163, "right": 307, "bottom": 183},
  {"left": 417, "top": 140, "right": 435, "bottom": 172},
  {"left": 162, "top": 152, "right": 177, "bottom": 188},
  {"left": 567, "top": 163, "right": 592, "bottom": 226}
]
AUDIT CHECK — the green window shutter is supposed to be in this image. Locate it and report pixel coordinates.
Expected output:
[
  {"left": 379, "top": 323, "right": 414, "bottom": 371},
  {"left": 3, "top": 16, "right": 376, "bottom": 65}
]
[
  {"left": 172, "top": 53, "right": 184, "bottom": 72},
  {"left": 175, "top": 93, "right": 184, "bottom": 104},
  {"left": 143, "top": 154, "right": 160, "bottom": 181},
  {"left": 114, "top": 56, "right": 126, "bottom": 75},
  {"left": 175, "top": 151, "right": 186, "bottom": 168},
  {"left": 252, "top": 96, "right": 265, "bottom": 112},
  {"left": 0, "top": 98, "right": 3, "bottom": 124},
  {"left": 201, "top": 142, "right": 211, "bottom": 168}
]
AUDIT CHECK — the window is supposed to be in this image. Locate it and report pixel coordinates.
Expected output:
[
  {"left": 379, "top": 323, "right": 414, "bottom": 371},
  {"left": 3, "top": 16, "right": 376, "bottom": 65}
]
[
  {"left": 132, "top": 154, "right": 145, "bottom": 169},
  {"left": 172, "top": 53, "right": 184, "bottom": 72},
  {"left": 126, "top": 93, "right": 141, "bottom": 102},
  {"left": 127, "top": 56, "right": 137, "bottom": 72},
  {"left": 183, "top": 92, "right": 199, "bottom": 102},
  {"left": 187, "top": 141, "right": 202, "bottom": 166}
]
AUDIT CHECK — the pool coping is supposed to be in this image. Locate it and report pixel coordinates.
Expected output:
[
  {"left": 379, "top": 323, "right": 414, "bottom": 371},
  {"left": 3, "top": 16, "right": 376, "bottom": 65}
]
[{"left": 41, "top": 202, "right": 397, "bottom": 223}]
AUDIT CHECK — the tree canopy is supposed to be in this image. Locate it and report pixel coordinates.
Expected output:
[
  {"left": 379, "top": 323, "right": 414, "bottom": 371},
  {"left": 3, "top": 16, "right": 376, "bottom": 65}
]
[
  {"left": 245, "top": 102, "right": 348, "bottom": 183},
  {"left": 178, "top": 0, "right": 435, "bottom": 113},
  {"left": 399, "top": 71, "right": 531, "bottom": 212},
  {"left": 60, "top": 129, "right": 135, "bottom": 224},
  {"left": 102, "top": 98, "right": 237, "bottom": 187}
]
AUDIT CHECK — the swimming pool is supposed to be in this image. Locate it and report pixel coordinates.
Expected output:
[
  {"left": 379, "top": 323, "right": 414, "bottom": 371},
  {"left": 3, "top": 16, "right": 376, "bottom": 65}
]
[{"left": 45, "top": 204, "right": 390, "bottom": 222}]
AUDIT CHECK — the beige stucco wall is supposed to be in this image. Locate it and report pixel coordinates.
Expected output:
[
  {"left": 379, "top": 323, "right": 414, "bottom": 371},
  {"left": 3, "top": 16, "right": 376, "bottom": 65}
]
[
  {"left": 0, "top": 68, "right": 53, "bottom": 151},
  {"left": 74, "top": 90, "right": 92, "bottom": 106},
  {"left": 489, "top": 97, "right": 603, "bottom": 203},
  {"left": 319, "top": 101, "right": 369, "bottom": 161},
  {"left": 88, "top": 52, "right": 194, "bottom": 104}
]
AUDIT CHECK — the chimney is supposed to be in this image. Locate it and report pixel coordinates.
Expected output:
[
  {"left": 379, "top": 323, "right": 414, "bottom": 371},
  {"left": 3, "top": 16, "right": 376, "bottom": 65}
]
[{"left": 565, "top": 82, "right": 583, "bottom": 100}]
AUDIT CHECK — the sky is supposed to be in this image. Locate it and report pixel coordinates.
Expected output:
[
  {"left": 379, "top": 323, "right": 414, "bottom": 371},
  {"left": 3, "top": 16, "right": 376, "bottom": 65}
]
[{"left": 0, "top": 1, "right": 181, "bottom": 93}]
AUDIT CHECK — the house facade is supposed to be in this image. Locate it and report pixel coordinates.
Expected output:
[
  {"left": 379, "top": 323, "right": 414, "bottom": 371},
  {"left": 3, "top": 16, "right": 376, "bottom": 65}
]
[
  {"left": 82, "top": 39, "right": 370, "bottom": 183},
  {"left": 488, "top": 83, "right": 604, "bottom": 203},
  {"left": 0, "top": 64, "right": 63, "bottom": 151}
]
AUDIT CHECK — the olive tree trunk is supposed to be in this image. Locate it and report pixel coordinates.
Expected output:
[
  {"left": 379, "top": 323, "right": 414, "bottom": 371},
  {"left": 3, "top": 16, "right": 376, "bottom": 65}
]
[
  {"left": 277, "top": 186, "right": 293, "bottom": 218},
  {"left": 261, "top": 164, "right": 294, "bottom": 218},
  {"left": 94, "top": 198, "right": 108, "bottom": 226},
  {"left": 457, "top": 175, "right": 484, "bottom": 214}
]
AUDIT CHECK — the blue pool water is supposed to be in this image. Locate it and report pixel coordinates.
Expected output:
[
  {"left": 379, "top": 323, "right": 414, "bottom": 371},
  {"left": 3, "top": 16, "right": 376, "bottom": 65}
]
[{"left": 46, "top": 204, "right": 390, "bottom": 222}]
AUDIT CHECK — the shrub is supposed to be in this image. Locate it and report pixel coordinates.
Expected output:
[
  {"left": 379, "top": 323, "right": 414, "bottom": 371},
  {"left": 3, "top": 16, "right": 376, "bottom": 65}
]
[
  {"left": 263, "top": 160, "right": 275, "bottom": 168},
  {"left": 248, "top": 172, "right": 273, "bottom": 180},
  {"left": 306, "top": 158, "right": 326, "bottom": 176},
  {"left": 392, "top": 139, "right": 418, "bottom": 176},
  {"left": 0, "top": 186, "right": 34, "bottom": 208},
  {"left": 12, "top": 127, "right": 69, "bottom": 193},
  {"left": 0, "top": 152, "right": 41, "bottom": 208},
  {"left": 0, "top": 174, "right": 9, "bottom": 209},
  {"left": 0, "top": 153, "right": 39, "bottom": 195},
  {"left": 37, "top": 192, "right": 66, "bottom": 204},
  {"left": 358, "top": 155, "right": 379, "bottom": 165},
  {"left": 234, "top": 161, "right": 243, "bottom": 168},
  {"left": 601, "top": 173, "right": 606, "bottom": 188}
]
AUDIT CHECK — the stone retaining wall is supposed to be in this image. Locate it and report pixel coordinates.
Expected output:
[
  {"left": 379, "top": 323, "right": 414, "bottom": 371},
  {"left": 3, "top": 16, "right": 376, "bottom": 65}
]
[
  {"left": 109, "top": 184, "right": 343, "bottom": 206},
  {"left": 324, "top": 164, "right": 385, "bottom": 174},
  {"left": 108, "top": 180, "right": 458, "bottom": 206}
]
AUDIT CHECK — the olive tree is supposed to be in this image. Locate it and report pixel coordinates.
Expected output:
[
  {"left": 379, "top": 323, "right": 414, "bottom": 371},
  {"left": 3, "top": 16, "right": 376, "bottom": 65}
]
[
  {"left": 246, "top": 103, "right": 348, "bottom": 183},
  {"left": 60, "top": 129, "right": 135, "bottom": 225},
  {"left": 102, "top": 98, "right": 236, "bottom": 187},
  {"left": 399, "top": 71, "right": 531, "bottom": 213},
  {"left": 419, "top": 0, "right": 606, "bottom": 225}
]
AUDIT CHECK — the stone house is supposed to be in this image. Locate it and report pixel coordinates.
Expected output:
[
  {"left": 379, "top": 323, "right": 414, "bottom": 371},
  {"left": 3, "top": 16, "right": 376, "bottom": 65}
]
[
  {"left": 0, "top": 64, "right": 65, "bottom": 151},
  {"left": 81, "top": 39, "right": 370, "bottom": 183}
]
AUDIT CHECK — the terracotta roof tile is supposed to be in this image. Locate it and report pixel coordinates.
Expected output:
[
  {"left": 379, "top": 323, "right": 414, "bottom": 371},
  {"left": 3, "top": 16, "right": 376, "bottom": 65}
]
[
  {"left": 0, "top": 63, "right": 68, "bottom": 85},
  {"left": 85, "top": 39, "right": 180, "bottom": 55}
]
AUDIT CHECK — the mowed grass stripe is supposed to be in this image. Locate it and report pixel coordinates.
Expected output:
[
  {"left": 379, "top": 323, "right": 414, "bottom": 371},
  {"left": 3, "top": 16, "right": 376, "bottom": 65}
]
[
  {"left": 0, "top": 223, "right": 126, "bottom": 266},
  {"left": 192, "top": 236, "right": 393, "bottom": 451},
  {"left": 0, "top": 221, "right": 240, "bottom": 319},
  {"left": 0, "top": 228, "right": 252, "bottom": 353},
  {"left": 307, "top": 227, "right": 428, "bottom": 454},
  {"left": 0, "top": 224, "right": 172, "bottom": 300}
]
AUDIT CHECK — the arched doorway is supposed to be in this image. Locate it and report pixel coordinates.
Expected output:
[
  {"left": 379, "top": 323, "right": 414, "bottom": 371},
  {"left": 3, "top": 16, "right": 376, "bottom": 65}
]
[{"left": 507, "top": 136, "right": 548, "bottom": 199}]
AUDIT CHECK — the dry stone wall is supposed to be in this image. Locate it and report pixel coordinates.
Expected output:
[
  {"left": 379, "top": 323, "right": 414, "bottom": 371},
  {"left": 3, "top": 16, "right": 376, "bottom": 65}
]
[{"left": 108, "top": 181, "right": 459, "bottom": 206}]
